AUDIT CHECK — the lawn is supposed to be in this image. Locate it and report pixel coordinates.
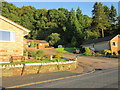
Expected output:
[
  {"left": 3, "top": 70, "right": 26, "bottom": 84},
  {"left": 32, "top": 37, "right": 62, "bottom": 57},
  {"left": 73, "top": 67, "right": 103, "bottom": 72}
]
[
  {"left": 1, "top": 58, "right": 67, "bottom": 65},
  {"left": 56, "top": 48, "right": 77, "bottom": 53}
]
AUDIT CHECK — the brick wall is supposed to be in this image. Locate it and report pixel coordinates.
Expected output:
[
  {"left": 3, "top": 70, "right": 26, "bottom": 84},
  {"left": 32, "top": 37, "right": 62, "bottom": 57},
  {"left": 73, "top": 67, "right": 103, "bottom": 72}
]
[{"left": 0, "top": 18, "right": 24, "bottom": 61}]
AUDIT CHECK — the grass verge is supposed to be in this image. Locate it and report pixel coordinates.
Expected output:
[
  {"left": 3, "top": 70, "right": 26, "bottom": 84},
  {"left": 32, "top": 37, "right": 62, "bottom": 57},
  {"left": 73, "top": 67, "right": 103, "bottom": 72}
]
[{"left": 1, "top": 58, "right": 67, "bottom": 65}]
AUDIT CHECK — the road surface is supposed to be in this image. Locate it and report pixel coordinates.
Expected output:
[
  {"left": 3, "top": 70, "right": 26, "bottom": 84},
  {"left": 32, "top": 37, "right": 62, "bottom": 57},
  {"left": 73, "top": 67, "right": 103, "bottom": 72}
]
[{"left": 4, "top": 67, "right": 119, "bottom": 88}]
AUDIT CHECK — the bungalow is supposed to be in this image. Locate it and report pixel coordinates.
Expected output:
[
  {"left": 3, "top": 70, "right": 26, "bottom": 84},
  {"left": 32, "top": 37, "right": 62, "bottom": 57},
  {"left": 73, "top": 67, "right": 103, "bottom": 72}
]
[
  {"left": 24, "top": 39, "right": 49, "bottom": 50},
  {"left": 0, "top": 15, "right": 30, "bottom": 62},
  {"left": 81, "top": 34, "right": 120, "bottom": 55}
]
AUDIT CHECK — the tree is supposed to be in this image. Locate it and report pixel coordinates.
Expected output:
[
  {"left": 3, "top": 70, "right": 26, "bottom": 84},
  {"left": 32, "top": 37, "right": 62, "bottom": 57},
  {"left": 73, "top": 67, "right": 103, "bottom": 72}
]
[
  {"left": 91, "top": 2, "right": 110, "bottom": 37},
  {"left": 103, "top": 5, "right": 118, "bottom": 35},
  {"left": 2, "top": 1, "right": 118, "bottom": 47},
  {"left": 66, "top": 8, "right": 83, "bottom": 45},
  {"left": 103, "top": 5, "right": 111, "bottom": 22},
  {"left": 109, "top": 5, "right": 117, "bottom": 24},
  {"left": 116, "top": 16, "right": 120, "bottom": 34},
  {"left": 47, "top": 33, "right": 61, "bottom": 46},
  {"left": 76, "top": 7, "right": 85, "bottom": 28},
  {"left": 71, "top": 36, "right": 77, "bottom": 47}
]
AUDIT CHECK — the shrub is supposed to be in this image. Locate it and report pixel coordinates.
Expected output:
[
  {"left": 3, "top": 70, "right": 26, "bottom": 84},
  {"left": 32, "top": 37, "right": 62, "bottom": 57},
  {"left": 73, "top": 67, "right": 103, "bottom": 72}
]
[
  {"left": 54, "top": 49, "right": 64, "bottom": 60},
  {"left": 55, "top": 53, "right": 63, "bottom": 59},
  {"left": 28, "top": 50, "right": 36, "bottom": 57},
  {"left": 23, "top": 49, "right": 28, "bottom": 53},
  {"left": 118, "top": 50, "right": 120, "bottom": 55},
  {"left": 113, "top": 52, "right": 116, "bottom": 55},
  {"left": 95, "top": 52, "right": 102, "bottom": 55},
  {"left": 83, "top": 47, "right": 92, "bottom": 56},
  {"left": 57, "top": 48, "right": 65, "bottom": 53},
  {"left": 80, "top": 48, "right": 85, "bottom": 53},
  {"left": 36, "top": 50, "right": 45, "bottom": 59},
  {"left": 30, "top": 41, "right": 35, "bottom": 47},
  {"left": 104, "top": 49, "right": 112, "bottom": 56},
  {"left": 23, "top": 53, "right": 27, "bottom": 56}
]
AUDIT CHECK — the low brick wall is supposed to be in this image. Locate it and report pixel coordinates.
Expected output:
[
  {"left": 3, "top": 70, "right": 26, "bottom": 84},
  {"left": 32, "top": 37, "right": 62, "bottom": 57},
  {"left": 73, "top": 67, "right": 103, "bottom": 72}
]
[{"left": 1, "top": 61, "right": 77, "bottom": 77}]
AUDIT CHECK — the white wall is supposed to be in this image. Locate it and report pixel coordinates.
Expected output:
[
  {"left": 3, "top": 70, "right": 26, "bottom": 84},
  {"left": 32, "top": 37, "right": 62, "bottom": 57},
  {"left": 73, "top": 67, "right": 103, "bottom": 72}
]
[
  {"left": 82, "top": 41, "right": 110, "bottom": 51},
  {"left": 94, "top": 41, "right": 110, "bottom": 51}
]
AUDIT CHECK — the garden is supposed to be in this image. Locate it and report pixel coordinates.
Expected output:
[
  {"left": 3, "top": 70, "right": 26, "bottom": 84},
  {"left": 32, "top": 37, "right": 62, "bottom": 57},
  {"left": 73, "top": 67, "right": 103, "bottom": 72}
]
[
  {"left": 56, "top": 47, "right": 120, "bottom": 58},
  {"left": 78, "top": 47, "right": 120, "bottom": 58},
  {"left": 1, "top": 48, "right": 75, "bottom": 65}
]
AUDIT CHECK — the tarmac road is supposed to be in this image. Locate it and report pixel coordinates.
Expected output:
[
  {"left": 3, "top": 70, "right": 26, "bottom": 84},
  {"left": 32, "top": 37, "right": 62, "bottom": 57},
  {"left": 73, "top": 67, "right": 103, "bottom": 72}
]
[
  {"left": 1, "top": 55, "right": 119, "bottom": 89},
  {"left": 4, "top": 67, "right": 119, "bottom": 89}
]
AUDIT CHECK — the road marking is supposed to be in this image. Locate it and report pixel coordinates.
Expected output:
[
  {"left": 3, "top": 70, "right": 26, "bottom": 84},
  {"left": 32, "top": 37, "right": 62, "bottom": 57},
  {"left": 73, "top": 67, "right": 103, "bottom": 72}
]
[{"left": 7, "top": 70, "right": 95, "bottom": 88}]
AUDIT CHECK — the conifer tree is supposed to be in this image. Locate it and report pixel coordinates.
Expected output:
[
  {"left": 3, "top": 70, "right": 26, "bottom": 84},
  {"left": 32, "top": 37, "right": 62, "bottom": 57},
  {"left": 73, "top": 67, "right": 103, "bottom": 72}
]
[{"left": 92, "top": 2, "right": 110, "bottom": 37}]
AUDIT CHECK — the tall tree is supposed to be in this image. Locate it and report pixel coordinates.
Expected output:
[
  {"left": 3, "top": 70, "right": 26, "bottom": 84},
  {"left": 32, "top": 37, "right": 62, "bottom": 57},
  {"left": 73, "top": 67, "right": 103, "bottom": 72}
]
[
  {"left": 76, "top": 7, "right": 85, "bottom": 29},
  {"left": 109, "top": 5, "right": 117, "bottom": 24},
  {"left": 91, "top": 2, "right": 110, "bottom": 37}
]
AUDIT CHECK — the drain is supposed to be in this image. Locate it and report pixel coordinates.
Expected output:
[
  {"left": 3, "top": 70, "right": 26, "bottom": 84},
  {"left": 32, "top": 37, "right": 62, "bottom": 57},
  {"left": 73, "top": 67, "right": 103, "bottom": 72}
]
[{"left": 95, "top": 68, "right": 102, "bottom": 71}]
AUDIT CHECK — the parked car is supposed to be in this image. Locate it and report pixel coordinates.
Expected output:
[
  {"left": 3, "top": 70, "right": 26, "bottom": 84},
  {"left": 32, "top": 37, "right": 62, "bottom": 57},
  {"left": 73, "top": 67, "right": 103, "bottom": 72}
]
[
  {"left": 58, "top": 45, "right": 63, "bottom": 48},
  {"left": 74, "top": 49, "right": 80, "bottom": 54}
]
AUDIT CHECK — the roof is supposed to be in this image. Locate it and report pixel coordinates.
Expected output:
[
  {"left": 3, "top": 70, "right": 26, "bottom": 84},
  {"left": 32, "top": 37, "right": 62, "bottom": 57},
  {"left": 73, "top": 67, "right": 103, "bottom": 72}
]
[
  {"left": 0, "top": 15, "right": 30, "bottom": 33},
  {"left": 82, "top": 34, "right": 117, "bottom": 45},
  {"left": 26, "top": 39, "right": 49, "bottom": 43}
]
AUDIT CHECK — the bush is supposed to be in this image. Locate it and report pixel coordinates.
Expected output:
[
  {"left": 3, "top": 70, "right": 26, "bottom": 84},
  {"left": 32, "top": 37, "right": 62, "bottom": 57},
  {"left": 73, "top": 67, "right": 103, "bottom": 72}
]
[
  {"left": 36, "top": 50, "right": 45, "bottom": 59},
  {"left": 113, "top": 52, "right": 116, "bottom": 55},
  {"left": 23, "top": 53, "right": 27, "bottom": 56},
  {"left": 54, "top": 49, "right": 64, "bottom": 60},
  {"left": 95, "top": 52, "right": 102, "bottom": 55},
  {"left": 104, "top": 49, "right": 112, "bottom": 56},
  {"left": 83, "top": 47, "right": 92, "bottom": 56},
  {"left": 55, "top": 53, "right": 63, "bottom": 59},
  {"left": 118, "top": 50, "right": 120, "bottom": 55},
  {"left": 30, "top": 41, "right": 35, "bottom": 47},
  {"left": 23, "top": 49, "right": 28, "bottom": 53},
  {"left": 80, "top": 48, "right": 85, "bottom": 53},
  {"left": 28, "top": 50, "right": 36, "bottom": 57}
]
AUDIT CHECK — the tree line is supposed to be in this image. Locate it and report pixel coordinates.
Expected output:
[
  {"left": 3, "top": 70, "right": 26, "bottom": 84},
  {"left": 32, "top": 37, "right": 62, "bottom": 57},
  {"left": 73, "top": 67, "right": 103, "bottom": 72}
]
[{"left": 1, "top": 2, "right": 120, "bottom": 47}]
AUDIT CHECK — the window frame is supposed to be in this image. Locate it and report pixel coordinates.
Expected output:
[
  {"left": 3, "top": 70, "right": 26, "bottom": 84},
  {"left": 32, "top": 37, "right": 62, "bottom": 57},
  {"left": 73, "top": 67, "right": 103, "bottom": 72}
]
[
  {"left": 112, "top": 41, "right": 117, "bottom": 47},
  {"left": 0, "top": 30, "right": 16, "bottom": 42}
]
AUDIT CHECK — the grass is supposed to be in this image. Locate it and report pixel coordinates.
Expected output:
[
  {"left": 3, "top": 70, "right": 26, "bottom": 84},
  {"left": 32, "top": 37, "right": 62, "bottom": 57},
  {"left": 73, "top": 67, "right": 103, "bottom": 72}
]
[
  {"left": 1, "top": 58, "right": 67, "bottom": 65},
  {"left": 56, "top": 48, "right": 67, "bottom": 53},
  {"left": 56, "top": 48, "right": 77, "bottom": 54}
]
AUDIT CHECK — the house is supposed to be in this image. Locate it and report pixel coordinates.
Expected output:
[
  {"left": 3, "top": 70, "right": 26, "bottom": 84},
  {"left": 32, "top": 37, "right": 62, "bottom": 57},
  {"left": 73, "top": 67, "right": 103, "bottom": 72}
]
[
  {"left": 0, "top": 15, "right": 30, "bottom": 61},
  {"left": 24, "top": 39, "right": 49, "bottom": 50},
  {"left": 81, "top": 34, "right": 120, "bottom": 55}
]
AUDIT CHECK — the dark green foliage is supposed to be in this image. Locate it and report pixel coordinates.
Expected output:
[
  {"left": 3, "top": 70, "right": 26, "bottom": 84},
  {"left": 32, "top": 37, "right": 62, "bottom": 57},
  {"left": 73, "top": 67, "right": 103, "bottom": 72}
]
[
  {"left": 71, "top": 36, "right": 77, "bottom": 47},
  {"left": 118, "top": 50, "right": 120, "bottom": 55},
  {"left": 2, "top": 2, "right": 119, "bottom": 47},
  {"left": 47, "top": 33, "right": 61, "bottom": 46},
  {"left": 113, "top": 52, "right": 116, "bottom": 55},
  {"left": 91, "top": 2, "right": 110, "bottom": 38}
]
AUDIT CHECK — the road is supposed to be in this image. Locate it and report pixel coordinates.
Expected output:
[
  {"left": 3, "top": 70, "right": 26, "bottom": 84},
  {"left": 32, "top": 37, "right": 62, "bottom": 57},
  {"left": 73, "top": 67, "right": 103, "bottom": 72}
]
[
  {"left": 4, "top": 67, "right": 119, "bottom": 89},
  {"left": 2, "top": 55, "right": 119, "bottom": 89}
]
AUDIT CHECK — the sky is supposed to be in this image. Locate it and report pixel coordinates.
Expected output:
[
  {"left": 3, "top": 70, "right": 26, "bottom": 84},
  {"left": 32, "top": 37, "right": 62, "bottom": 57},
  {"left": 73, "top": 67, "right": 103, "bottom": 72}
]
[{"left": 6, "top": 1, "right": 119, "bottom": 17}]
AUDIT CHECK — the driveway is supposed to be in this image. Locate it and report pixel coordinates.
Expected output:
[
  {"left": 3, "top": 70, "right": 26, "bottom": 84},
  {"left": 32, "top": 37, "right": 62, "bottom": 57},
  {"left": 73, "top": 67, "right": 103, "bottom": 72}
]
[{"left": 1, "top": 48, "right": 119, "bottom": 89}]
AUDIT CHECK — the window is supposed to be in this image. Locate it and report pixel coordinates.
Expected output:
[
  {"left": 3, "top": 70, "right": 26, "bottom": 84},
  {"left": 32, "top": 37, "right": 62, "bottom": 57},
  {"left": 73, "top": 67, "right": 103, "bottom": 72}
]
[
  {"left": 112, "top": 42, "right": 117, "bottom": 47},
  {"left": 0, "top": 30, "right": 16, "bottom": 42}
]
